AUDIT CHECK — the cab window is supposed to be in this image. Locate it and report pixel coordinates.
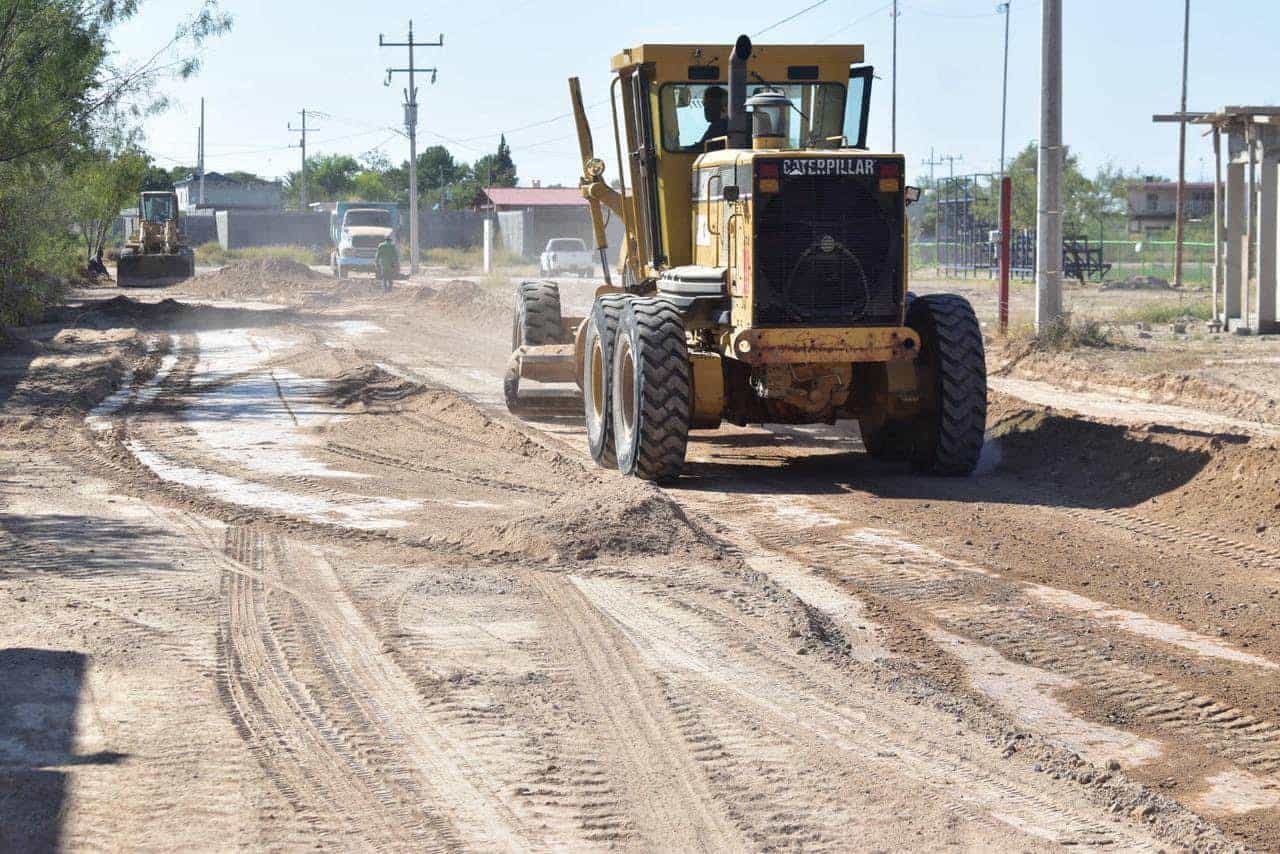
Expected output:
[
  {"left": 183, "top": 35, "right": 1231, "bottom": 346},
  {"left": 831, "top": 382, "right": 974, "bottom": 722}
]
[{"left": 659, "top": 82, "right": 848, "bottom": 152}]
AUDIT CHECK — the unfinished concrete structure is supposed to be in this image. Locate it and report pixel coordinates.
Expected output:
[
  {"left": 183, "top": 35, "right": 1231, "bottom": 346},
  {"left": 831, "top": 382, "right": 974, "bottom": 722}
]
[{"left": 1197, "top": 107, "right": 1280, "bottom": 334}]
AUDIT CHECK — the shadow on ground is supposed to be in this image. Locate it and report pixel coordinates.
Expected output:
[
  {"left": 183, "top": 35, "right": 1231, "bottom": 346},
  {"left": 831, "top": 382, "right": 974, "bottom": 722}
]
[
  {"left": 0, "top": 648, "right": 125, "bottom": 853},
  {"left": 676, "top": 405, "right": 1218, "bottom": 512}
]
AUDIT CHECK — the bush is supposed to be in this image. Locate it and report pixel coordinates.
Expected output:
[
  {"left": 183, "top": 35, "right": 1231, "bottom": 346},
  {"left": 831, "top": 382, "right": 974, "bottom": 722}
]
[
  {"left": 1008, "top": 314, "right": 1116, "bottom": 352},
  {"left": 0, "top": 165, "right": 78, "bottom": 327}
]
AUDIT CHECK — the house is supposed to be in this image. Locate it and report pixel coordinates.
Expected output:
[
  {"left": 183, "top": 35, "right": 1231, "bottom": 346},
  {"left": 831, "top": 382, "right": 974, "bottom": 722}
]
[
  {"left": 1127, "top": 178, "right": 1215, "bottom": 233},
  {"left": 480, "top": 186, "right": 623, "bottom": 261},
  {"left": 175, "top": 171, "right": 283, "bottom": 213}
]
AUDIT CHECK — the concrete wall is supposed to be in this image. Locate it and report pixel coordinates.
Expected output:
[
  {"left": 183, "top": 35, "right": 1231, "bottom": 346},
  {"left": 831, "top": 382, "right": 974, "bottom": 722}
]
[
  {"left": 417, "top": 209, "right": 484, "bottom": 249},
  {"left": 495, "top": 206, "right": 623, "bottom": 262},
  {"left": 216, "top": 210, "right": 330, "bottom": 250},
  {"left": 177, "top": 178, "right": 283, "bottom": 212},
  {"left": 183, "top": 214, "right": 218, "bottom": 247}
]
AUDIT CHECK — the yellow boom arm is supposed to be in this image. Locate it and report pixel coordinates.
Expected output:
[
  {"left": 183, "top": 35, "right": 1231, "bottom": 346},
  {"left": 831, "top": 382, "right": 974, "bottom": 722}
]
[{"left": 569, "top": 76, "right": 624, "bottom": 284}]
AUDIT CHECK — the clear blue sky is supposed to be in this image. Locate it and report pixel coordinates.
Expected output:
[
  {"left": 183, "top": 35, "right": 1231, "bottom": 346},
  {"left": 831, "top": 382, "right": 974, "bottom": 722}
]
[{"left": 115, "top": 0, "right": 1279, "bottom": 187}]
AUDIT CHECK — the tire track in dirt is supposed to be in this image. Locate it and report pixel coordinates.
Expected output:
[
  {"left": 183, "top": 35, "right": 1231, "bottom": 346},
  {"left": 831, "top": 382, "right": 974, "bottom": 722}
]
[
  {"left": 1061, "top": 506, "right": 1280, "bottom": 574},
  {"left": 532, "top": 574, "right": 745, "bottom": 851},
  {"left": 726, "top": 505, "right": 1280, "bottom": 810},
  {"left": 216, "top": 524, "right": 579, "bottom": 851},
  {"left": 567, "top": 573, "right": 1161, "bottom": 849}
]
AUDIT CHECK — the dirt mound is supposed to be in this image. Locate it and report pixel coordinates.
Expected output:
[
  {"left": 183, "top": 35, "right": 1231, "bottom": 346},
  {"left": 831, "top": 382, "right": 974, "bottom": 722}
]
[
  {"left": 329, "top": 364, "right": 424, "bottom": 407},
  {"left": 183, "top": 258, "right": 321, "bottom": 301},
  {"left": 989, "top": 392, "right": 1280, "bottom": 542},
  {"left": 1002, "top": 349, "right": 1280, "bottom": 427},
  {"left": 414, "top": 279, "right": 506, "bottom": 321},
  {"left": 68, "top": 295, "right": 292, "bottom": 331},
  {"left": 469, "top": 478, "right": 722, "bottom": 562}
]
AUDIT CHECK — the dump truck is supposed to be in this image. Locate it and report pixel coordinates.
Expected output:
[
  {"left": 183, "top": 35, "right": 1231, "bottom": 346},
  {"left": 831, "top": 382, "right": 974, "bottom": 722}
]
[
  {"left": 504, "top": 35, "right": 986, "bottom": 482},
  {"left": 330, "top": 202, "right": 400, "bottom": 279},
  {"left": 117, "top": 190, "right": 196, "bottom": 287}
]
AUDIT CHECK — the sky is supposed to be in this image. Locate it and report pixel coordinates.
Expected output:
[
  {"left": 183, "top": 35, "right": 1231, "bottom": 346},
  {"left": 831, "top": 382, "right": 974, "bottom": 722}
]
[{"left": 114, "top": 0, "right": 1280, "bottom": 188}]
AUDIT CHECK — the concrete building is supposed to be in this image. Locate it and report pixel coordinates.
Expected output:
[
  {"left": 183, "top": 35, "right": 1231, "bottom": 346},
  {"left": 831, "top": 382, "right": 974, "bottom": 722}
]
[
  {"left": 1126, "top": 179, "right": 1215, "bottom": 233},
  {"left": 175, "top": 172, "right": 283, "bottom": 213},
  {"left": 1126, "top": 179, "right": 1214, "bottom": 233},
  {"left": 481, "top": 186, "right": 623, "bottom": 261}
]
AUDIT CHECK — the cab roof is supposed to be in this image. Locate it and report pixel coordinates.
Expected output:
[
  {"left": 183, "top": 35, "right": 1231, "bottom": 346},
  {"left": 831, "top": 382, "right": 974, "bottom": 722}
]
[{"left": 611, "top": 43, "right": 865, "bottom": 80}]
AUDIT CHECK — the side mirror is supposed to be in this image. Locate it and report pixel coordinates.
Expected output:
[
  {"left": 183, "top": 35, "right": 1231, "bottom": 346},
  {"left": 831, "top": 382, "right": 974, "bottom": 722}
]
[
  {"left": 904, "top": 186, "right": 921, "bottom": 205},
  {"left": 722, "top": 185, "right": 740, "bottom": 202}
]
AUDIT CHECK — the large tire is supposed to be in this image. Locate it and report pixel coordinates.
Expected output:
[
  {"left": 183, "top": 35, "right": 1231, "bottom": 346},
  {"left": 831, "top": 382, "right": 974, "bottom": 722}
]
[
  {"left": 611, "top": 298, "right": 691, "bottom": 483},
  {"left": 512, "top": 281, "right": 567, "bottom": 349},
  {"left": 582, "top": 294, "right": 631, "bottom": 468},
  {"left": 907, "top": 293, "right": 987, "bottom": 475}
]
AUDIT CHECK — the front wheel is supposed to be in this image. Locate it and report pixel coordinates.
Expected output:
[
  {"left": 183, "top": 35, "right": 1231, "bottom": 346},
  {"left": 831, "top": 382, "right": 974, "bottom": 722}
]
[
  {"left": 582, "top": 294, "right": 631, "bottom": 468},
  {"left": 909, "top": 294, "right": 986, "bottom": 474},
  {"left": 611, "top": 298, "right": 691, "bottom": 483},
  {"left": 512, "top": 281, "right": 567, "bottom": 349}
]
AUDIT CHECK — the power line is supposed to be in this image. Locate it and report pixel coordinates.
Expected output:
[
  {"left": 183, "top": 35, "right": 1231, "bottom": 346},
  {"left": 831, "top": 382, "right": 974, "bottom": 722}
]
[
  {"left": 822, "top": 2, "right": 894, "bottom": 43},
  {"left": 754, "top": 0, "right": 834, "bottom": 37}
]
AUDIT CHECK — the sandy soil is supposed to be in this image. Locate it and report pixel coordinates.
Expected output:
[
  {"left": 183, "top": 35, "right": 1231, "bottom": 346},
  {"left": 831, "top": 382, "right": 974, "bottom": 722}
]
[{"left": 3, "top": 262, "right": 1280, "bottom": 850}]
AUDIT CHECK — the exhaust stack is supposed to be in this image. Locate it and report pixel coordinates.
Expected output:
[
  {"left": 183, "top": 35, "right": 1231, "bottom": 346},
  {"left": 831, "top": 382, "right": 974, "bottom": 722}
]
[{"left": 727, "top": 34, "right": 752, "bottom": 149}]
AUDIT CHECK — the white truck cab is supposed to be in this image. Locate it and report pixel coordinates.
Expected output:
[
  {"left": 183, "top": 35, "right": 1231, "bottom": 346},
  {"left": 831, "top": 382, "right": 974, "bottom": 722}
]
[{"left": 539, "top": 238, "right": 593, "bottom": 278}]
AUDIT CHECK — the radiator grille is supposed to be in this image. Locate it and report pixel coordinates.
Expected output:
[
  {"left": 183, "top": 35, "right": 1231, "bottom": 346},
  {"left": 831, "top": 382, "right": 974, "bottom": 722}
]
[{"left": 753, "top": 162, "right": 903, "bottom": 326}]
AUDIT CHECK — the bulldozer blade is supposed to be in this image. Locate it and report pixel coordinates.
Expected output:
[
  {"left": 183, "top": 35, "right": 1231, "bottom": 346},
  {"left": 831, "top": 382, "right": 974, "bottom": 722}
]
[{"left": 117, "top": 253, "right": 195, "bottom": 288}]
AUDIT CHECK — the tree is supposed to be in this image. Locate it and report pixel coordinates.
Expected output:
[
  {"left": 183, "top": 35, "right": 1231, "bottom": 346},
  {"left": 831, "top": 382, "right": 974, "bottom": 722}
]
[
  {"left": 0, "top": 1, "right": 232, "bottom": 165},
  {"left": 351, "top": 170, "right": 392, "bottom": 202},
  {"left": 471, "top": 134, "right": 516, "bottom": 187},
  {"left": 284, "top": 154, "right": 360, "bottom": 205},
  {"left": 67, "top": 149, "right": 149, "bottom": 257},
  {"left": 415, "top": 145, "right": 468, "bottom": 193}
]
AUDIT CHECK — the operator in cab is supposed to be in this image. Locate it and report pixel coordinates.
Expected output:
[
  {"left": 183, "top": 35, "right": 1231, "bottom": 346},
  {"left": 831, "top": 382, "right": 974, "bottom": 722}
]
[{"left": 691, "top": 85, "right": 728, "bottom": 152}]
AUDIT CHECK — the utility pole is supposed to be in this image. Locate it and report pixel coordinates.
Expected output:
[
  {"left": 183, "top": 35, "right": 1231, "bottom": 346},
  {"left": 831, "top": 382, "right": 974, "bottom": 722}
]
[
  {"left": 288, "top": 109, "right": 321, "bottom": 209},
  {"left": 198, "top": 97, "right": 206, "bottom": 207},
  {"left": 1173, "top": 0, "right": 1191, "bottom": 289},
  {"left": 1036, "top": 0, "right": 1064, "bottom": 331},
  {"left": 922, "top": 148, "right": 943, "bottom": 271},
  {"left": 890, "top": 0, "right": 899, "bottom": 150},
  {"left": 381, "top": 20, "right": 442, "bottom": 277}
]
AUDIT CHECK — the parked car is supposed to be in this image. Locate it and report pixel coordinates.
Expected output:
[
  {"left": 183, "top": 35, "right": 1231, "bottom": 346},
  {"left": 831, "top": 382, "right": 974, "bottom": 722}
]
[{"left": 539, "top": 238, "right": 593, "bottom": 278}]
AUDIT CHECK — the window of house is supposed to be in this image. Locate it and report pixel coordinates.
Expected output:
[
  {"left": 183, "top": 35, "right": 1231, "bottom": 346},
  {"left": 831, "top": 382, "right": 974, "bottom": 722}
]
[{"left": 1146, "top": 192, "right": 1159, "bottom": 212}]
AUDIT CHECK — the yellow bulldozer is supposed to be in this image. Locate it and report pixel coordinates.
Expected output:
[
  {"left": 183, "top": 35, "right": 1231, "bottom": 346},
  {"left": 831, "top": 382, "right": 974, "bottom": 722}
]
[
  {"left": 505, "top": 35, "right": 986, "bottom": 482},
  {"left": 117, "top": 190, "right": 196, "bottom": 287}
]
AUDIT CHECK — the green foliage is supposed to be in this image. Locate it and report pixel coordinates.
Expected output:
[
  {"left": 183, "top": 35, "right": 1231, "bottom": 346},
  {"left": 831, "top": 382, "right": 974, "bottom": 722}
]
[
  {"left": 1113, "top": 300, "right": 1213, "bottom": 325},
  {"left": 471, "top": 134, "right": 517, "bottom": 188},
  {"left": 67, "top": 149, "right": 149, "bottom": 256},
  {"left": 0, "top": 1, "right": 231, "bottom": 327},
  {"left": 351, "top": 170, "right": 393, "bottom": 202}
]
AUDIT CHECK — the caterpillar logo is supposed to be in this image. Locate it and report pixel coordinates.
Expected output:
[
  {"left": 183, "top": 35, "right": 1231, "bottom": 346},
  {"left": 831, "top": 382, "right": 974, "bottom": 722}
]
[{"left": 781, "top": 158, "right": 876, "bottom": 177}]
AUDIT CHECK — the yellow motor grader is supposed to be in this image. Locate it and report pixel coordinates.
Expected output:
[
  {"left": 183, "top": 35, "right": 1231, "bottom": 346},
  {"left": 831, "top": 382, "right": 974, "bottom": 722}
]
[
  {"left": 117, "top": 190, "right": 196, "bottom": 287},
  {"left": 505, "top": 35, "right": 986, "bottom": 482}
]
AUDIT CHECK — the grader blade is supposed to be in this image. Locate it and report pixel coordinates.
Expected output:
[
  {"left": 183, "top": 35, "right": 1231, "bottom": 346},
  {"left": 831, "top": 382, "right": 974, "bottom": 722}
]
[{"left": 503, "top": 345, "right": 582, "bottom": 417}]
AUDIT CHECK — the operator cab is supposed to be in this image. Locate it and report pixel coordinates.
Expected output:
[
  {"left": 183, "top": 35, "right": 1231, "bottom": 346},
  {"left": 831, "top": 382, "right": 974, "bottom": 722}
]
[{"left": 140, "top": 191, "right": 177, "bottom": 224}]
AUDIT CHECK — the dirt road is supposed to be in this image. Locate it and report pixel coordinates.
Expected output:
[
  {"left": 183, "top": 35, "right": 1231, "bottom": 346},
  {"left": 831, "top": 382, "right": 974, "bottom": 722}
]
[{"left": 3, "top": 262, "right": 1279, "bottom": 851}]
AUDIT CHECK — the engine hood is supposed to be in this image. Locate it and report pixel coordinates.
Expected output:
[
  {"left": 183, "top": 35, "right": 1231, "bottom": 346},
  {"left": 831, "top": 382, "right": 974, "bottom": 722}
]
[{"left": 343, "top": 226, "right": 394, "bottom": 238}]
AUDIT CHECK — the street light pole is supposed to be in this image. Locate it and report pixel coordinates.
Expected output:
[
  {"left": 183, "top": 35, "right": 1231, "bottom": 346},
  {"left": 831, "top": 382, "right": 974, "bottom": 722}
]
[
  {"left": 891, "top": 0, "right": 898, "bottom": 151},
  {"left": 1173, "top": 0, "right": 1191, "bottom": 289}
]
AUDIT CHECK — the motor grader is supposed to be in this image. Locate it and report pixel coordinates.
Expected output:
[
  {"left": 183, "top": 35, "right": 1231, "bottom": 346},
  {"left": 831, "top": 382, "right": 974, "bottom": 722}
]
[
  {"left": 505, "top": 35, "right": 986, "bottom": 482},
  {"left": 117, "top": 190, "right": 196, "bottom": 287}
]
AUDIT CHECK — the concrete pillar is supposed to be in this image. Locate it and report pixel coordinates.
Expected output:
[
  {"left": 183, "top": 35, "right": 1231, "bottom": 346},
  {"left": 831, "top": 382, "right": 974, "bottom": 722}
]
[
  {"left": 483, "top": 218, "right": 493, "bottom": 274},
  {"left": 1225, "top": 160, "right": 1245, "bottom": 324},
  {"left": 1258, "top": 153, "right": 1278, "bottom": 333}
]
